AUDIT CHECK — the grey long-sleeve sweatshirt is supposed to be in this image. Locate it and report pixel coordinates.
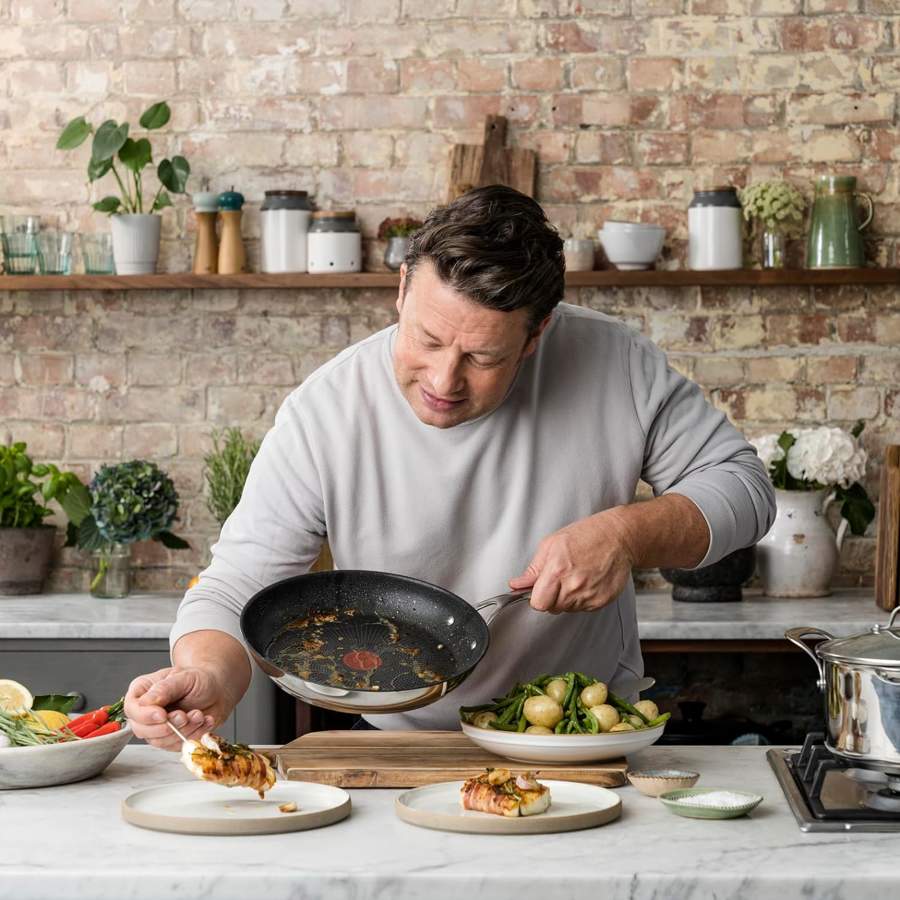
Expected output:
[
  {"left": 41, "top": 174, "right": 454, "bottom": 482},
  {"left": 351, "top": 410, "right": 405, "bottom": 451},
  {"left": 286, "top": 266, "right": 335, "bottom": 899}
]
[{"left": 171, "top": 303, "right": 775, "bottom": 729}]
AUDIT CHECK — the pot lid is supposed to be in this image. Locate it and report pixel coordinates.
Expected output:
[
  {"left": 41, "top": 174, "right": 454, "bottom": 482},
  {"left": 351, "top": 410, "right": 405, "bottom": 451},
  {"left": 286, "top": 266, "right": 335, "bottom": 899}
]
[{"left": 819, "top": 614, "right": 900, "bottom": 666}]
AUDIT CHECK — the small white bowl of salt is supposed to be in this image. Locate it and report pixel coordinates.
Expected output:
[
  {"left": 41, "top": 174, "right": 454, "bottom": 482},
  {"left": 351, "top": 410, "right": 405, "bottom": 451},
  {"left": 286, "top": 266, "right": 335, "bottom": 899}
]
[{"left": 658, "top": 788, "right": 763, "bottom": 819}]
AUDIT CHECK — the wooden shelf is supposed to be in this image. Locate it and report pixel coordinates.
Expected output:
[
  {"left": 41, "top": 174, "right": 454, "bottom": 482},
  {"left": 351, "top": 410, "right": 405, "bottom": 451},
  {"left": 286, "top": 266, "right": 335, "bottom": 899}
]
[{"left": 0, "top": 268, "right": 897, "bottom": 291}]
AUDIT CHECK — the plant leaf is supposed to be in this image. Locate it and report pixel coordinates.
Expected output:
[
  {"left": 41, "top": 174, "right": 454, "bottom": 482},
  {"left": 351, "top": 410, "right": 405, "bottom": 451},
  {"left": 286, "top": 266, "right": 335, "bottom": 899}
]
[
  {"left": 91, "top": 120, "right": 129, "bottom": 163},
  {"left": 155, "top": 529, "right": 190, "bottom": 549},
  {"left": 152, "top": 190, "right": 172, "bottom": 212},
  {"left": 87, "top": 156, "right": 113, "bottom": 182},
  {"left": 837, "top": 482, "right": 876, "bottom": 537},
  {"left": 57, "top": 116, "right": 92, "bottom": 150},
  {"left": 93, "top": 196, "right": 121, "bottom": 214},
  {"left": 57, "top": 477, "right": 92, "bottom": 527},
  {"left": 851, "top": 420, "right": 865, "bottom": 439},
  {"left": 157, "top": 155, "right": 190, "bottom": 194},
  {"left": 32, "top": 694, "right": 80, "bottom": 714},
  {"left": 76, "top": 515, "right": 107, "bottom": 552},
  {"left": 118, "top": 137, "right": 152, "bottom": 174},
  {"left": 139, "top": 101, "right": 171, "bottom": 130}
]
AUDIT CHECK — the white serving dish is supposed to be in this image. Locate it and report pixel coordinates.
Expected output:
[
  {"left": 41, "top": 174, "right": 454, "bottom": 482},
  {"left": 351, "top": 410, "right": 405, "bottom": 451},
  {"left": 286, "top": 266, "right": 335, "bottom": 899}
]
[
  {"left": 460, "top": 720, "right": 665, "bottom": 764},
  {"left": 0, "top": 723, "right": 132, "bottom": 790},
  {"left": 598, "top": 226, "right": 666, "bottom": 271}
]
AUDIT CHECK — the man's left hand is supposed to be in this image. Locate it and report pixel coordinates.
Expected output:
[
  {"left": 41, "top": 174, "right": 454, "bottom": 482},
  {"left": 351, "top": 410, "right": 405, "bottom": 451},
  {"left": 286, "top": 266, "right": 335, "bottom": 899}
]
[{"left": 508, "top": 510, "right": 636, "bottom": 614}]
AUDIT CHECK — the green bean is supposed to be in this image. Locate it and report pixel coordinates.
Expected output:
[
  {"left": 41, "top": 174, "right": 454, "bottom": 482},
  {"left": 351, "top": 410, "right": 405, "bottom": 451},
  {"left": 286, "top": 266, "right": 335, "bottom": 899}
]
[
  {"left": 584, "top": 707, "right": 600, "bottom": 734},
  {"left": 488, "top": 720, "right": 520, "bottom": 732},
  {"left": 647, "top": 712, "right": 671, "bottom": 728},
  {"left": 554, "top": 718, "right": 567, "bottom": 734},
  {"left": 561, "top": 672, "right": 577, "bottom": 710},
  {"left": 609, "top": 691, "right": 650, "bottom": 724}
]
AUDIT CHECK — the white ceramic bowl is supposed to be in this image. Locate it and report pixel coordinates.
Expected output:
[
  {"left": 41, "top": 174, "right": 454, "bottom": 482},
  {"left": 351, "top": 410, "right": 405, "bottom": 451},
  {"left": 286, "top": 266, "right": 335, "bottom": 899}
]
[
  {"left": 0, "top": 723, "right": 132, "bottom": 790},
  {"left": 598, "top": 226, "right": 666, "bottom": 270},
  {"left": 460, "top": 720, "right": 665, "bottom": 764},
  {"left": 602, "top": 220, "right": 666, "bottom": 233}
]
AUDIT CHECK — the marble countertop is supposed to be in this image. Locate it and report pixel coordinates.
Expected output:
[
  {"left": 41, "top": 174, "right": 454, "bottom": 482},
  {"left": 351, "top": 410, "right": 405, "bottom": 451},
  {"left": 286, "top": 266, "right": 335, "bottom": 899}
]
[
  {"left": 3, "top": 744, "right": 898, "bottom": 899},
  {"left": 0, "top": 588, "right": 885, "bottom": 641}
]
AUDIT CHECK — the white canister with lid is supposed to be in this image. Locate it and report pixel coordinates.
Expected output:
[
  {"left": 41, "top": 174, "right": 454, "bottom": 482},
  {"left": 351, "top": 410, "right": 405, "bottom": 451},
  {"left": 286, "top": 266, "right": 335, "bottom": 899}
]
[
  {"left": 260, "top": 190, "right": 313, "bottom": 273},
  {"left": 307, "top": 211, "right": 361, "bottom": 274},
  {"left": 688, "top": 186, "right": 744, "bottom": 270}
]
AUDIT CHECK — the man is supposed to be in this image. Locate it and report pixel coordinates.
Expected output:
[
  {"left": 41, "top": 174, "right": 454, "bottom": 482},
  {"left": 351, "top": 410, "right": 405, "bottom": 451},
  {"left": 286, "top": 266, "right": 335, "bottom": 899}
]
[{"left": 126, "top": 186, "right": 775, "bottom": 749}]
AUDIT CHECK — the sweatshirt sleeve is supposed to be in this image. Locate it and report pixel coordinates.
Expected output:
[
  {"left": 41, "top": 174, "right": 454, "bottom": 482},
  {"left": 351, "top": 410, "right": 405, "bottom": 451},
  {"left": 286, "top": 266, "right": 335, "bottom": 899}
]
[
  {"left": 169, "top": 393, "right": 326, "bottom": 656},
  {"left": 627, "top": 332, "right": 776, "bottom": 568}
]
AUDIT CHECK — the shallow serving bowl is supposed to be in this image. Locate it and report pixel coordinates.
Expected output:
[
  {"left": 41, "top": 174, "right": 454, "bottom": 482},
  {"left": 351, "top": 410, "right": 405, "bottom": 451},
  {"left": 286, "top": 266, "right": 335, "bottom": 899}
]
[
  {"left": 598, "top": 226, "right": 666, "bottom": 271},
  {"left": 0, "top": 723, "right": 132, "bottom": 790},
  {"left": 659, "top": 787, "right": 763, "bottom": 819},
  {"left": 626, "top": 768, "right": 699, "bottom": 797},
  {"left": 460, "top": 720, "right": 665, "bottom": 764}
]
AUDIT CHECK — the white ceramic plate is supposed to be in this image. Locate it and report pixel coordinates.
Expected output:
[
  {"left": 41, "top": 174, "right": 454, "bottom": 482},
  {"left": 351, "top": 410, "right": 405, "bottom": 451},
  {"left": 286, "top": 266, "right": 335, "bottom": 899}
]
[
  {"left": 460, "top": 720, "right": 665, "bottom": 764},
  {"left": 0, "top": 723, "right": 132, "bottom": 790},
  {"left": 396, "top": 779, "right": 621, "bottom": 834},
  {"left": 122, "top": 780, "right": 351, "bottom": 835}
]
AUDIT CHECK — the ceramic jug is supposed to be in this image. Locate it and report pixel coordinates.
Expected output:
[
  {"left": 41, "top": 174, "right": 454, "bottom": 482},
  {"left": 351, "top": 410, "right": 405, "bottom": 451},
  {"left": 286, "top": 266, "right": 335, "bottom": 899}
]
[
  {"left": 806, "top": 175, "right": 873, "bottom": 268},
  {"left": 756, "top": 489, "right": 848, "bottom": 598}
]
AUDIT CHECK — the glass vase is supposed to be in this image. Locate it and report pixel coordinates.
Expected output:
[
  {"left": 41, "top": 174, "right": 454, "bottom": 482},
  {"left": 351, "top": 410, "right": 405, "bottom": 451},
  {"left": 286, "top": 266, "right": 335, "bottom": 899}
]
[
  {"left": 383, "top": 236, "right": 410, "bottom": 271},
  {"left": 90, "top": 544, "right": 131, "bottom": 599},
  {"left": 761, "top": 228, "right": 786, "bottom": 269}
]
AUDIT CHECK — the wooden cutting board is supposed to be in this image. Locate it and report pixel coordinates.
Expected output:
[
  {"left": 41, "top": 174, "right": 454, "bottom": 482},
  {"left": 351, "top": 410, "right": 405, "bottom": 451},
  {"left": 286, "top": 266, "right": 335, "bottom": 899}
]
[
  {"left": 875, "top": 445, "right": 900, "bottom": 611},
  {"left": 275, "top": 730, "right": 628, "bottom": 789},
  {"left": 446, "top": 115, "right": 537, "bottom": 202}
]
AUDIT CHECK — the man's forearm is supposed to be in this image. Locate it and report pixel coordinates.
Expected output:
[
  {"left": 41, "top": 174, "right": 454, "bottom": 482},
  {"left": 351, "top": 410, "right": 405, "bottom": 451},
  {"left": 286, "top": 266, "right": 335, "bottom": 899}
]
[
  {"left": 172, "top": 629, "right": 252, "bottom": 710},
  {"left": 606, "top": 494, "right": 710, "bottom": 570}
]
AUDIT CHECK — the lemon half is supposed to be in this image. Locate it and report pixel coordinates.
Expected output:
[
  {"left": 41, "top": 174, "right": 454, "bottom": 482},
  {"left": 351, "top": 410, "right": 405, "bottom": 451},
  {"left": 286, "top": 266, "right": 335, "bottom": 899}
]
[{"left": 0, "top": 679, "right": 33, "bottom": 714}]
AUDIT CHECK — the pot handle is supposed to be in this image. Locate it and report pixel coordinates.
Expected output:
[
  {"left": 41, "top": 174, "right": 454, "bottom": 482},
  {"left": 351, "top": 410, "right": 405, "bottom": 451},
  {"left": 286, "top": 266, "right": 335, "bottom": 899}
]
[
  {"left": 785, "top": 626, "right": 834, "bottom": 691},
  {"left": 474, "top": 589, "right": 531, "bottom": 625},
  {"left": 856, "top": 192, "right": 874, "bottom": 231},
  {"left": 890, "top": 607, "right": 900, "bottom": 631},
  {"left": 823, "top": 492, "right": 849, "bottom": 554}
]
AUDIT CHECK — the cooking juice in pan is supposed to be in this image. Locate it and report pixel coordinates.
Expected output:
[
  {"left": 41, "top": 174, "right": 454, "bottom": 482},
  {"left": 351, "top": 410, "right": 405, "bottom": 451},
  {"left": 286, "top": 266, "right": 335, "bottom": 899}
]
[{"left": 266, "top": 608, "right": 458, "bottom": 691}]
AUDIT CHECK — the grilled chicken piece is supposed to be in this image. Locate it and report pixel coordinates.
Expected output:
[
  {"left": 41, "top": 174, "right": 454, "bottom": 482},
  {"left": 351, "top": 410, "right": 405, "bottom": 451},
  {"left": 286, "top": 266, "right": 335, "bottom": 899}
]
[
  {"left": 181, "top": 732, "right": 276, "bottom": 798},
  {"left": 460, "top": 768, "right": 551, "bottom": 817}
]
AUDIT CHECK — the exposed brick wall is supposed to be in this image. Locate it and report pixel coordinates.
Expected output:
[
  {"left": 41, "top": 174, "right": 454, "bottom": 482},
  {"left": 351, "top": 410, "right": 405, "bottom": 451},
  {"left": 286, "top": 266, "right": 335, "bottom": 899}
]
[{"left": 1, "top": 1, "right": 898, "bottom": 589}]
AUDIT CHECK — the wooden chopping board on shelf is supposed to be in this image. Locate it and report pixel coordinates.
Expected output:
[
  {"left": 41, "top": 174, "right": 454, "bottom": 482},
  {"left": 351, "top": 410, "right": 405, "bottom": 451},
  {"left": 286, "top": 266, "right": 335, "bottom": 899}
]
[
  {"left": 875, "top": 445, "right": 900, "bottom": 611},
  {"left": 274, "top": 730, "right": 627, "bottom": 789},
  {"left": 446, "top": 115, "right": 537, "bottom": 202}
]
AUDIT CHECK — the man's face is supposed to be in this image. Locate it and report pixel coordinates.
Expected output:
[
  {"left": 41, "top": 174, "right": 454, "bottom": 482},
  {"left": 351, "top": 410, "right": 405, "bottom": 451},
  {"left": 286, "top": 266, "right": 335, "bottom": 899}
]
[{"left": 393, "top": 259, "right": 547, "bottom": 428}]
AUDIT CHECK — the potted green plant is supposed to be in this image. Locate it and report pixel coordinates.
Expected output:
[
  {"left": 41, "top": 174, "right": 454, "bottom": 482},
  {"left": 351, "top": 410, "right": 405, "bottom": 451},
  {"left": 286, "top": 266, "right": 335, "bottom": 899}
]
[
  {"left": 0, "top": 442, "right": 82, "bottom": 595},
  {"left": 203, "top": 427, "right": 261, "bottom": 528},
  {"left": 61, "top": 460, "right": 190, "bottom": 598},
  {"left": 377, "top": 216, "right": 423, "bottom": 271},
  {"left": 738, "top": 180, "right": 807, "bottom": 269},
  {"left": 56, "top": 101, "right": 190, "bottom": 275}
]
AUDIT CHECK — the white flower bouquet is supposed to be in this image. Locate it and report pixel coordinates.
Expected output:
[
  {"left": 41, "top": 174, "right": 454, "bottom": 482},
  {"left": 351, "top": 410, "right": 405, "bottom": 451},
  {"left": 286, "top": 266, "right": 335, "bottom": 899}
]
[{"left": 751, "top": 424, "right": 875, "bottom": 535}]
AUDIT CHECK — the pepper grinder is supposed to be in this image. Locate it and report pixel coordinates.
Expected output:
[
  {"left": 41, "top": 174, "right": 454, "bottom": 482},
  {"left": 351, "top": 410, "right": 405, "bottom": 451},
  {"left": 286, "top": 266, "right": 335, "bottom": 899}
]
[
  {"left": 192, "top": 190, "right": 219, "bottom": 274},
  {"left": 217, "top": 187, "right": 247, "bottom": 275}
]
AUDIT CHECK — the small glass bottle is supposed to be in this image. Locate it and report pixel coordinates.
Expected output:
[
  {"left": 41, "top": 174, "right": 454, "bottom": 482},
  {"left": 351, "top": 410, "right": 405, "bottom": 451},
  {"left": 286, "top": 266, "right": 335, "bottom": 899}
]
[{"left": 90, "top": 544, "right": 131, "bottom": 599}]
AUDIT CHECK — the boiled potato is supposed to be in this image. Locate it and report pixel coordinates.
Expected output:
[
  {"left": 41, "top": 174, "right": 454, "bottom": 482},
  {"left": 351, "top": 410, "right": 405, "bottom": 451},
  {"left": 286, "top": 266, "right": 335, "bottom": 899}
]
[
  {"left": 545, "top": 678, "right": 568, "bottom": 704},
  {"left": 589, "top": 704, "right": 620, "bottom": 733},
  {"left": 525, "top": 725, "right": 554, "bottom": 735},
  {"left": 472, "top": 711, "right": 498, "bottom": 729},
  {"left": 580, "top": 681, "right": 608, "bottom": 708},
  {"left": 523, "top": 695, "right": 564, "bottom": 728},
  {"left": 633, "top": 700, "right": 659, "bottom": 722},
  {"left": 609, "top": 722, "right": 636, "bottom": 733}
]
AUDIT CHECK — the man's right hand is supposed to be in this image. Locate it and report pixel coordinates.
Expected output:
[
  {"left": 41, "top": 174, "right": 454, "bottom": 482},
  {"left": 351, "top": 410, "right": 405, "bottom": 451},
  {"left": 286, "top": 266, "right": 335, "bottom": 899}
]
[{"left": 125, "top": 667, "right": 228, "bottom": 752}]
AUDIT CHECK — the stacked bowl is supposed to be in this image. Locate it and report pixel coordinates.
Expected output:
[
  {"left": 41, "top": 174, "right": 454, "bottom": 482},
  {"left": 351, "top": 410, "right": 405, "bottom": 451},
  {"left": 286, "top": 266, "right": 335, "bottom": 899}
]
[{"left": 598, "top": 221, "right": 666, "bottom": 271}]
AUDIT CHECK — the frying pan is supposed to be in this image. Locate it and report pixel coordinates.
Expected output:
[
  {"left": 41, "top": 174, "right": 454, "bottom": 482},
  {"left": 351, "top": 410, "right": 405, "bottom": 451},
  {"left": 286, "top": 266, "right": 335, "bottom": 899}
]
[{"left": 240, "top": 570, "right": 527, "bottom": 714}]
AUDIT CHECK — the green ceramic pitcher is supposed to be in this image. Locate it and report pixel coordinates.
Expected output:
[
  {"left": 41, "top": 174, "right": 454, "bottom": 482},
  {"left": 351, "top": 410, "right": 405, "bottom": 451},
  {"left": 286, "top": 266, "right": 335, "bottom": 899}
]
[{"left": 806, "top": 175, "right": 873, "bottom": 268}]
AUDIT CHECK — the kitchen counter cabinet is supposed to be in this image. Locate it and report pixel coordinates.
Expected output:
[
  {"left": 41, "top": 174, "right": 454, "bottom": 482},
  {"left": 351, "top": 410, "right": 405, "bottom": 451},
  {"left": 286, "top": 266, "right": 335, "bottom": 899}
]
[{"left": 3, "top": 744, "right": 898, "bottom": 899}]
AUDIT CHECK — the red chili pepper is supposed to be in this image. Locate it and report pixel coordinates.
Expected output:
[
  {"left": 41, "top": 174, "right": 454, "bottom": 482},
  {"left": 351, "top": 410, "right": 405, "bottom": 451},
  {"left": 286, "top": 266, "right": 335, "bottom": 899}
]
[
  {"left": 63, "top": 709, "right": 101, "bottom": 732},
  {"left": 83, "top": 721, "right": 121, "bottom": 739},
  {"left": 63, "top": 708, "right": 109, "bottom": 737}
]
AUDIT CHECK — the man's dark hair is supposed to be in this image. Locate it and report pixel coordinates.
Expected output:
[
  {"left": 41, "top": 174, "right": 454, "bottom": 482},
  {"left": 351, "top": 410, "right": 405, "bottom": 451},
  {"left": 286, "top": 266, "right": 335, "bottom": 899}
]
[{"left": 404, "top": 185, "right": 565, "bottom": 333}]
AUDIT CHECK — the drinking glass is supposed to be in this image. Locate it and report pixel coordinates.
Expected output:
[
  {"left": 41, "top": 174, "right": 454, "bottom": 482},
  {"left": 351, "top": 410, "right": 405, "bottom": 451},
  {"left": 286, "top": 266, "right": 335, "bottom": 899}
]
[
  {"left": 1, "top": 215, "right": 40, "bottom": 275},
  {"left": 37, "top": 231, "right": 73, "bottom": 275},
  {"left": 79, "top": 232, "right": 116, "bottom": 274}
]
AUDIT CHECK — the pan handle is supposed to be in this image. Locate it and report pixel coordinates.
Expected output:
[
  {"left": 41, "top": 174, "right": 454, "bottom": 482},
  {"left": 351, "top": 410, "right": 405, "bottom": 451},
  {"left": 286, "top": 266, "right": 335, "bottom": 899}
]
[
  {"left": 474, "top": 589, "right": 531, "bottom": 624},
  {"left": 785, "top": 626, "right": 834, "bottom": 691}
]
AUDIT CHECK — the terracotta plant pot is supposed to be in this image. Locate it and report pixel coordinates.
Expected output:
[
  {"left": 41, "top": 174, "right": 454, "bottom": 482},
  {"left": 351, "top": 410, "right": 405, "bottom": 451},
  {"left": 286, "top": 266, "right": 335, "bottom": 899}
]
[{"left": 0, "top": 526, "right": 56, "bottom": 595}]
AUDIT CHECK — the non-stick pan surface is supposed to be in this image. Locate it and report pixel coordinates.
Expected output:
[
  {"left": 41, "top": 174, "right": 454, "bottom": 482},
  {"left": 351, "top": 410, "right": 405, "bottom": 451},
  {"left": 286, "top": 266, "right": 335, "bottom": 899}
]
[{"left": 241, "top": 570, "right": 490, "bottom": 710}]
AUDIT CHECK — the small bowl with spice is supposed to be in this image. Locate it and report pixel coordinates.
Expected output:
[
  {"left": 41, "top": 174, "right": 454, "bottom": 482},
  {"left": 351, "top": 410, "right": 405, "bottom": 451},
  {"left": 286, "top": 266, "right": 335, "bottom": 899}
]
[
  {"left": 658, "top": 787, "right": 763, "bottom": 819},
  {"left": 626, "top": 768, "right": 699, "bottom": 797}
]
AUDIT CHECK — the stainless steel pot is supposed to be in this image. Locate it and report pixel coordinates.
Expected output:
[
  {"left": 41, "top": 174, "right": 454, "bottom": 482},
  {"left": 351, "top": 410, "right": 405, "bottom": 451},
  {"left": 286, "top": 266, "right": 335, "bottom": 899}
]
[{"left": 787, "top": 607, "right": 900, "bottom": 775}]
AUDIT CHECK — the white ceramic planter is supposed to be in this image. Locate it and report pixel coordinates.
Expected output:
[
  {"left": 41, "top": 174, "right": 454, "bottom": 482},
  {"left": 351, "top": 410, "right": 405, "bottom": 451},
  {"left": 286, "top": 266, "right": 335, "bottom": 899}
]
[
  {"left": 756, "top": 488, "right": 849, "bottom": 598},
  {"left": 110, "top": 214, "right": 161, "bottom": 275}
]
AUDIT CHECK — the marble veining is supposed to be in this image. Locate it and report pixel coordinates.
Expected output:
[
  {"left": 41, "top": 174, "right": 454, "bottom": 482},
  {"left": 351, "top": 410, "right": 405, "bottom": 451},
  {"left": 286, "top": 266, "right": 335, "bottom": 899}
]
[
  {"left": 2, "top": 744, "right": 898, "bottom": 899},
  {"left": 0, "top": 588, "right": 883, "bottom": 641}
]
